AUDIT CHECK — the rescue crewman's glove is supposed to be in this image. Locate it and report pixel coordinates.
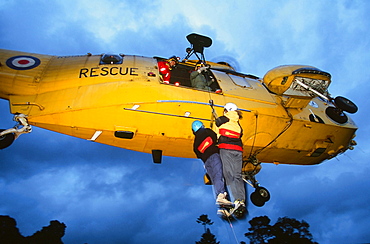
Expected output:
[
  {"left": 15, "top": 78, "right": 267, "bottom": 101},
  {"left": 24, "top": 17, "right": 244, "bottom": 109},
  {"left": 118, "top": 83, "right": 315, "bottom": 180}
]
[{"left": 198, "top": 66, "right": 208, "bottom": 73}]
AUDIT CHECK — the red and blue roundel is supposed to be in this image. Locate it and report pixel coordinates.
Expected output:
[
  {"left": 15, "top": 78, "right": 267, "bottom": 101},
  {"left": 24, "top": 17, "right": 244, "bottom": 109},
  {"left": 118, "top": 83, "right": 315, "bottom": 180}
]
[{"left": 6, "top": 55, "right": 41, "bottom": 70}]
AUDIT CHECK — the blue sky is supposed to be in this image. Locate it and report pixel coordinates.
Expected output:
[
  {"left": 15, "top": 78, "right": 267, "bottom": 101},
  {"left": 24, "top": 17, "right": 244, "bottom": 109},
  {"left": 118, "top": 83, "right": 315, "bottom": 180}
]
[{"left": 1, "top": 0, "right": 370, "bottom": 243}]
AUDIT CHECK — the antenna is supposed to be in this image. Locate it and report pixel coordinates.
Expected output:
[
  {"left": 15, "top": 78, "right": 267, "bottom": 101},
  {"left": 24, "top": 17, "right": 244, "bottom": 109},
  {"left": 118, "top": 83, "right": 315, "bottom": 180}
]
[{"left": 184, "top": 33, "right": 212, "bottom": 62}]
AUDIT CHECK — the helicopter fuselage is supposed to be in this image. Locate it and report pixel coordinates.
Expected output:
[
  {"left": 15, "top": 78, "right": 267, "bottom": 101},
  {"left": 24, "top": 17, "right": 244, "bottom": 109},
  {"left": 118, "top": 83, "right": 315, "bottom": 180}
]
[{"left": 0, "top": 48, "right": 357, "bottom": 166}]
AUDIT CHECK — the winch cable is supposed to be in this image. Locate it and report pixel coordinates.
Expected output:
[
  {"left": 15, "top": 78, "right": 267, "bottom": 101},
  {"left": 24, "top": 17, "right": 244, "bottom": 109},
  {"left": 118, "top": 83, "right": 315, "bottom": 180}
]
[
  {"left": 248, "top": 112, "right": 259, "bottom": 158},
  {"left": 222, "top": 218, "right": 239, "bottom": 244},
  {"left": 252, "top": 108, "right": 294, "bottom": 157},
  {"left": 243, "top": 112, "right": 261, "bottom": 179},
  {"left": 208, "top": 99, "right": 218, "bottom": 129},
  {"left": 197, "top": 62, "right": 217, "bottom": 127}
]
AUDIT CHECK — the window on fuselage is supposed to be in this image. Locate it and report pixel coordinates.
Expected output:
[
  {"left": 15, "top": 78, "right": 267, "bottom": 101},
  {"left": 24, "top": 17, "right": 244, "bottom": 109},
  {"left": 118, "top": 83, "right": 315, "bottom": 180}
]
[
  {"left": 166, "top": 63, "right": 221, "bottom": 92},
  {"left": 100, "top": 54, "right": 123, "bottom": 64},
  {"left": 228, "top": 74, "right": 252, "bottom": 88}
]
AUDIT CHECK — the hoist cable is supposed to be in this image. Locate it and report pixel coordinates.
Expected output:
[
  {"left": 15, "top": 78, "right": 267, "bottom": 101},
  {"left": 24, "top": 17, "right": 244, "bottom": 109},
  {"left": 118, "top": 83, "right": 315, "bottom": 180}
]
[{"left": 224, "top": 218, "right": 239, "bottom": 244}]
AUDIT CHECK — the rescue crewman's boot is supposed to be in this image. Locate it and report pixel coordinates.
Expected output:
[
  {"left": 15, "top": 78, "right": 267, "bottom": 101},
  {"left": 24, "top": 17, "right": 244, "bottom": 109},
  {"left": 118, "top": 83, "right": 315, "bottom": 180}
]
[
  {"left": 216, "top": 192, "right": 233, "bottom": 205},
  {"left": 230, "top": 199, "right": 247, "bottom": 219}
]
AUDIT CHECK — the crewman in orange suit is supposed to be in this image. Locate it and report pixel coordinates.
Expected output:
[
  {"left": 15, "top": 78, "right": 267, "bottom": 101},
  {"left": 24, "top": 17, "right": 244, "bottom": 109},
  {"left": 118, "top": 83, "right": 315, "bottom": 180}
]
[{"left": 157, "top": 56, "right": 179, "bottom": 84}]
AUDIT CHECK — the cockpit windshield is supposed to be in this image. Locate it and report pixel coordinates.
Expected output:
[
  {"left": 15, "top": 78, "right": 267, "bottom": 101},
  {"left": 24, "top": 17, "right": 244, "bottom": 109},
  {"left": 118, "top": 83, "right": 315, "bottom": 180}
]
[{"left": 100, "top": 54, "right": 123, "bottom": 65}]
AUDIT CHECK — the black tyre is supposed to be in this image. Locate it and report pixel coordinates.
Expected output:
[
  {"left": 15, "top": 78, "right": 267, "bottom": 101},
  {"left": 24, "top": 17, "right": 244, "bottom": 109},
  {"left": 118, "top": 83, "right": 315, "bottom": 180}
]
[
  {"left": 0, "top": 129, "right": 15, "bottom": 149},
  {"left": 255, "top": 187, "right": 271, "bottom": 202},
  {"left": 325, "top": 106, "right": 348, "bottom": 124},
  {"left": 250, "top": 191, "right": 265, "bottom": 207},
  {"left": 334, "top": 96, "right": 358, "bottom": 114}
]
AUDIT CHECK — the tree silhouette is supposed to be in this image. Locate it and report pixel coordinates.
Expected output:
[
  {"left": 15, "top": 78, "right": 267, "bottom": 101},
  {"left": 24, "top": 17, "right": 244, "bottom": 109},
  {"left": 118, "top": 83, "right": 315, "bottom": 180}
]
[
  {"left": 245, "top": 216, "right": 272, "bottom": 244},
  {"left": 0, "top": 215, "right": 66, "bottom": 244},
  {"left": 196, "top": 228, "right": 220, "bottom": 244},
  {"left": 245, "top": 216, "right": 318, "bottom": 244},
  {"left": 196, "top": 215, "right": 219, "bottom": 244},
  {"left": 26, "top": 220, "right": 66, "bottom": 244},
  {"left": 0, "top": 215, "right": 24, "bottom": 243},
  {"left": 196, "top": 214, "right": 214, "bottom": 233}
]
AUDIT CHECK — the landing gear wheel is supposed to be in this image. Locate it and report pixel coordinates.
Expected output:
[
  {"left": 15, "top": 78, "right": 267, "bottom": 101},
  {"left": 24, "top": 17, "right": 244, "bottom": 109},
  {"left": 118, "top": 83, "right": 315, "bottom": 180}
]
[
  {"left": 256, "top": 187, "right": 270, "bottom": 202},
  {"left": 250, "top": 191, "right": 265, "bottom": 207},
  {"left": 250, "top": 187, "right": 270, "bottom": 207},
  {"left": 0, "top": 129, "right": 15, "bottom": 149},
  {"left": 334, "top": 96, "right": 358, "bottom": 114},
  {"left": 325, "top": 106, "right": 348, "bottom": 124}
]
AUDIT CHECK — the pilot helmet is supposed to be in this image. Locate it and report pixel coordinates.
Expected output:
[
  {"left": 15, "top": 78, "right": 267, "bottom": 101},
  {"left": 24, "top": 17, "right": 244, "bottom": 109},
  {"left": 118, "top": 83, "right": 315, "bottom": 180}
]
[
  {"left": 192, "top": 120, "right": 204, "bottom": 133},
  {"left": 168, "top": 56, "right": 179, "bottom": 65},
  {"left": 224, "top": 102, "right": 238, "bottom": 112},
  {"left": 195, "top": 61, "right": 205, "bottom": 69}
]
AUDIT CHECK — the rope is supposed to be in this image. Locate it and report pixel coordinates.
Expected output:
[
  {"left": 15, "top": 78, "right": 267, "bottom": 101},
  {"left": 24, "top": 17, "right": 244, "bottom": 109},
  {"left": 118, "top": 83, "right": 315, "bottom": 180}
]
[
  {"left": 208, "top": 99, "right": 217, "bottom": 129},
  {"left": 252, "top": 107, "right": 294, "bottom": 157},
  {"left": 224, "top": 218, "right": 239, "bottom": 244},
  {"left": 248, "top": 112, "right": 258, "bottom": 158}
]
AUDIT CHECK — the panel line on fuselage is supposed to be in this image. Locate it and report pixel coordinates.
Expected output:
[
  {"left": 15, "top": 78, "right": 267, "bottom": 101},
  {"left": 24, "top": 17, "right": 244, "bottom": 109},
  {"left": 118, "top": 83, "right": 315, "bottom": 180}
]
[
  {"left": 123, "top": 107, "right": 211, "bottom": 121},
  {"left": 156, "top": 100, "right": 252, "bottom": 112}
]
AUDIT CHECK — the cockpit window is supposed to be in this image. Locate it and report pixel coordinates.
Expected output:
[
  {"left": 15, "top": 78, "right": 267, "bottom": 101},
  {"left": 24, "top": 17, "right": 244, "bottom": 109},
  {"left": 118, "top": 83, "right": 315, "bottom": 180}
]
[
  {"left": 166, "top": 63, "right": 222, "bottom": 92},
  {"left": 100, "top": 54, "right": 123, "bottom": 64},
  {"left": 228, "top": 74, "right": 252, "bottom": 88}
]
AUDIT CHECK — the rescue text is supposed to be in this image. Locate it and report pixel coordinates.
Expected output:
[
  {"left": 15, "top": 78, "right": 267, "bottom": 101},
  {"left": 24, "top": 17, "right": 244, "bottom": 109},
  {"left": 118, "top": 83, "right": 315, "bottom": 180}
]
[{"left": 79, "top": 67, "right": 139, "bottom": 78}]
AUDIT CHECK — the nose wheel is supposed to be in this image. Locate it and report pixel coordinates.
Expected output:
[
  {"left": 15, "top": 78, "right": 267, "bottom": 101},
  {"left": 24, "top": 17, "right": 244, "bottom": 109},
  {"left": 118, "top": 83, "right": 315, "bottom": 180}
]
[
  {"left": 242, "top": 157, "right": 271, "bottom": 207},
  {"left": 325, "top": 96, "right": 358, "bottom": 124},
  {"left": 250, "top": 186, "right": 270, "bottom": 207}
]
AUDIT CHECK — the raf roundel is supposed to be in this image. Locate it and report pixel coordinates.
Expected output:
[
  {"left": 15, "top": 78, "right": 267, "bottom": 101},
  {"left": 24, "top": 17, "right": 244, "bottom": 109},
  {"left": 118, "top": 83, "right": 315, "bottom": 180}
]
[{"left": 6, "top": 55, "right": 41, "bottom": 70}]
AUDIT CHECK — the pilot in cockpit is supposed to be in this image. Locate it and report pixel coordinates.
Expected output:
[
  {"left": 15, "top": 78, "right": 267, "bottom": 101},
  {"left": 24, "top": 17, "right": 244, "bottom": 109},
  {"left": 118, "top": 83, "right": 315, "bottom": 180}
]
[
  {"left": 190, "top": 62, "right": 211, "bottom": 90},
  {"left": 190, "top": 62, "right": 221, "bottom": 93}
]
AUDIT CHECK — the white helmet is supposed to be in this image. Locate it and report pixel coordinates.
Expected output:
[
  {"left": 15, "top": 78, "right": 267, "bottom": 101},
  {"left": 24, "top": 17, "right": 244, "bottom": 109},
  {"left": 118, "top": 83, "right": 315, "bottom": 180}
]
[{"left": 224, "top": 102, "right": 238, "bottom": 112}]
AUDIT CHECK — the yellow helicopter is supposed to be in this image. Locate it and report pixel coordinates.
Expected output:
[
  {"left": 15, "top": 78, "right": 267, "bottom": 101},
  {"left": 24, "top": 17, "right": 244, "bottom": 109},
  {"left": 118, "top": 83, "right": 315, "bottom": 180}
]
[{"left": 0, "top": 33, "right": 358, "bottom": 207}]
